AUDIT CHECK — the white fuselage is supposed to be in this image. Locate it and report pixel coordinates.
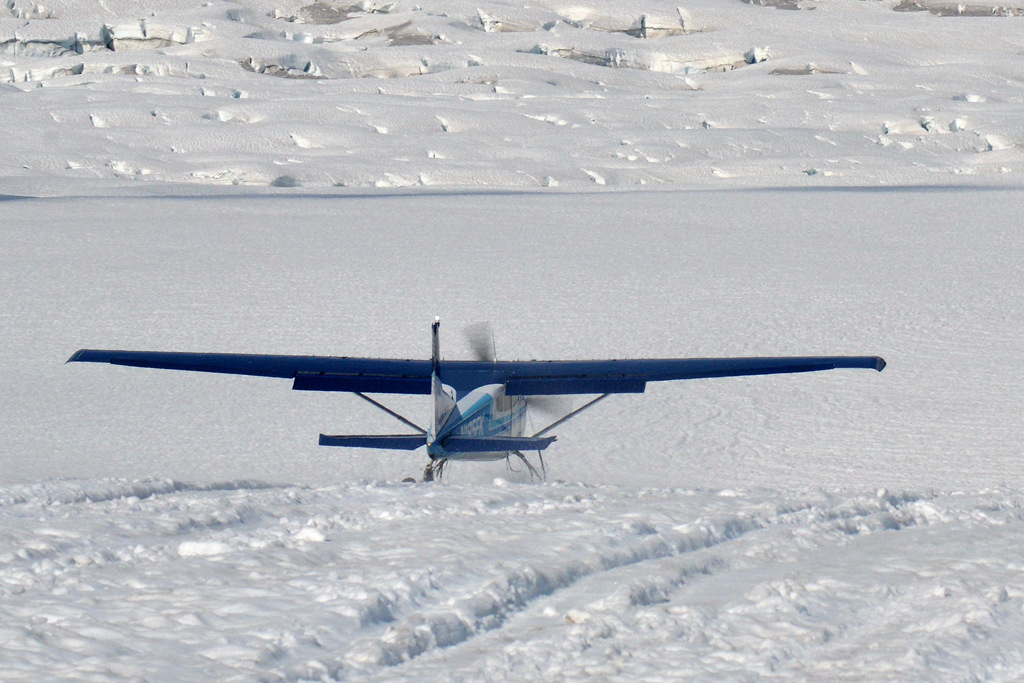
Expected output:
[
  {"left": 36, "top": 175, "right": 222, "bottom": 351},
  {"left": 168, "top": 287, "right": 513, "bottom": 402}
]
[{"left": 427, "top": 384, "right": 528, "bottom": 461}]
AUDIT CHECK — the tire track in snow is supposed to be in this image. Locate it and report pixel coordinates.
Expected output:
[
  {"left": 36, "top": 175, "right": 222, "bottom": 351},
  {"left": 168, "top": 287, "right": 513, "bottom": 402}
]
[
  {"left": 326, "top": 488, "right": 946, "bottom": 678},
  {"left": 353, "top": 488, "right": 1024, "bottom": 682},
  {"left": 4, "top": 480, "right": 1021, "bottom": 681}
]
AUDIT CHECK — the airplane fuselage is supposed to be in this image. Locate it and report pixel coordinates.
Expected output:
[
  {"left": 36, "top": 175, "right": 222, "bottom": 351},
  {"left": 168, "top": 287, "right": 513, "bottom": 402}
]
[{"left": 428, "top": 384, "right": 528, "bottom": 461}]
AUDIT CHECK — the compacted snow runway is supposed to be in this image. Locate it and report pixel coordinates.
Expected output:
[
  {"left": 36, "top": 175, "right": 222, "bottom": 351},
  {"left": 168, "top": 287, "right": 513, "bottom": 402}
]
[{"left": 3, "top": 189, "right": 1021, "bottom": 491}]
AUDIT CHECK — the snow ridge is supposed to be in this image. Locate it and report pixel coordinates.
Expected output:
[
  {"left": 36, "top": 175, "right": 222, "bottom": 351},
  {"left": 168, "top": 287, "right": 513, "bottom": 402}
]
[
  {"left": 0, "top": 477, "right": 277, "bottom": 506},
  {"left": 5, "top": 480, "right": 1024, "bottom": 680}
]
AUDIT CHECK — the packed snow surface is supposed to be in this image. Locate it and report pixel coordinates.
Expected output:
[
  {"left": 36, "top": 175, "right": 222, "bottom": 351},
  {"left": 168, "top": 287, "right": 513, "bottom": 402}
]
[{"left": 3, "top": 0, "right": 1024, "bottom": 679}]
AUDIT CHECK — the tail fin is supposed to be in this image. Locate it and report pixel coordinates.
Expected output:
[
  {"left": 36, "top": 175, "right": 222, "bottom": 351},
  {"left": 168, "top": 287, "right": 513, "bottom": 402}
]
[{"left": 430, "top": 317, "right": 456, "bottom": 445}]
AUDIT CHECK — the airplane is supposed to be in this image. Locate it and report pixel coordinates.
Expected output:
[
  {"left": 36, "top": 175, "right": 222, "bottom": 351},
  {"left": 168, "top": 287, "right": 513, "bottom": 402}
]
[{"left": 68, "top": 317, "right": 885, "bottom": 481}]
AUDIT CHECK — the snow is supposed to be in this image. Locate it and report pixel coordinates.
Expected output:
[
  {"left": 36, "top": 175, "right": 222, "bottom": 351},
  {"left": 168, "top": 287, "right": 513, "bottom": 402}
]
[
  {"left": 2, "top": 0, "right": 1024, "bottom": 679},
  {"left": 2, "top": 0, "right": 1023, "bottom": 192},
  {"left": 5, "top": 480, "right": 1024, "bottom": 680}
]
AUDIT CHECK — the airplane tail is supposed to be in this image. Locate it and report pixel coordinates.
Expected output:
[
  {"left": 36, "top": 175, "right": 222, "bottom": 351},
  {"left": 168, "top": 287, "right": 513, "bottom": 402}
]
[{"left": 430, "top": 317, "right": 456, "bottom": 448}]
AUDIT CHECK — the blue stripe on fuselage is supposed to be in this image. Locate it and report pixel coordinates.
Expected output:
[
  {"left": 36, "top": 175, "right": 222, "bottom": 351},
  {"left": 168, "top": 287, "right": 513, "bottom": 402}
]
[{"left": 428, "top": 384, "right": 527, "bottom": 460}]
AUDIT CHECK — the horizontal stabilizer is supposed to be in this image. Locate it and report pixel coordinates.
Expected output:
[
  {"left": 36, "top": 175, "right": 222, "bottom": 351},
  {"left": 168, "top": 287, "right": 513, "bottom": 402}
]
[
  {"left": 318, "top": 434, "right": 425, "bottom": 449},
  {"left": 441, "top": 435, "right": 557, "bottom": 453}
]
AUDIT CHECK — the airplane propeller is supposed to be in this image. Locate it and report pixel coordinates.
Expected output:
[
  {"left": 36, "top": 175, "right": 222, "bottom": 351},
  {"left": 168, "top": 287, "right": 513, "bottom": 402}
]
[
  {"left": 524, "top": 394, "right": 572, "bottom": 419},
  {"left": 464, "top": 322, "right": 570, "bottom": 419},
  {"left": 464, "top": 322, "right": 496, "bottom": 362}
]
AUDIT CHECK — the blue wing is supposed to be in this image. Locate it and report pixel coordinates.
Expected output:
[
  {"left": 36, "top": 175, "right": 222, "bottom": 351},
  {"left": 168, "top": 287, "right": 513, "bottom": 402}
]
[
  {"left": 68, "top": 349, "right": 433, "bottom": 394},
  {"left": 68, "top": 349, "right": 884, "bottom": 395}
]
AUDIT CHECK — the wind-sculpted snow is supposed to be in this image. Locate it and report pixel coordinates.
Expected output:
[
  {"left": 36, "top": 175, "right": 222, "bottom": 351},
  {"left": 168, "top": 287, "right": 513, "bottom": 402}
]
[
  {"left": 1, "top": 0, "right": 1022, "bottom": 193},
  {"left": 3, "top": 479, "right": 1024, "bottom": 681},
  {"left": 894, "top": 0, "right": 1024, "bottom": 15}
]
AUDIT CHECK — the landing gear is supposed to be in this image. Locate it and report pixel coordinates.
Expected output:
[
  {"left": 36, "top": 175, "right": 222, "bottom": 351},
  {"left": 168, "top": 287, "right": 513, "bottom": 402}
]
[
  {"left": 423, "top": 458, "right": 448, "bottom": 482},
  {"left": 509, "top": 451, "right": 546, "bottom": 481},
  {"left": 420, "top": 452, "right": 546, "bottom": 484}
]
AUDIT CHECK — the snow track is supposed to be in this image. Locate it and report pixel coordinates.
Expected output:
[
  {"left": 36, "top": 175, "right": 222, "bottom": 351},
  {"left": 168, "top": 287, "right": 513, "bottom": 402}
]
[{"left": 4, "top": 479, "right": 1024, "bottom": 681}]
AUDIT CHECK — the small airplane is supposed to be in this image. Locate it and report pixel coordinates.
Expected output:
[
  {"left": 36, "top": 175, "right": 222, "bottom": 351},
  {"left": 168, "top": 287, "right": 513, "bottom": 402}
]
[{"left": 68, "top": 317, "right": 885, "bottom": 481}]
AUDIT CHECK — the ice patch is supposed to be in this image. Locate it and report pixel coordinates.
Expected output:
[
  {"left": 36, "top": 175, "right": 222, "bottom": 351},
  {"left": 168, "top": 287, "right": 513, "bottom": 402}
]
[
  {"left": 241, "top": 56, "right": 324, "bottom": 79},
  {"left": 984, "top": 134, "right": 1014, "bottom": 151},
  {"left": 476, "top": 8, "right": 541, "bottom": 34},
  {"left": 744, "top": 0, "right": 819, "bottom": 9},
  {"left": 745, "top": 47, "right": 770, "bottom": 64},
  {"left": 893, "top": 0, "right": 1024, "bottom": 16},
  {"left": 526, "top": 43, "right": 749, "bottom": 74},
  {"left": 770, "top": 62, "right": 845, "bottom": 76},
  {"left": 294, "top": 526, "right": 326, "bottom": 542},
  {"left": 290, "top": 133, "right": 319, "bottom": 148},
  {"left": 275, "top": 1, "right": 394, "bottom": 25},
  {"left": 177, "top": 540, "right": 231, "bottom": 557},
  {"left": 202, "top": 109, "right": 262, "bottom": 124}
]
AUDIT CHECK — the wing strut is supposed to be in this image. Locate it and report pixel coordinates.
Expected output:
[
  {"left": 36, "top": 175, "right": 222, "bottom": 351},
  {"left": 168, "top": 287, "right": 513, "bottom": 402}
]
[
  {"left": 531, "top": 394, "right": 611, "bottom": 439},
  {"left": 354, "top": 392, "right": 427, "bottom": 434}
]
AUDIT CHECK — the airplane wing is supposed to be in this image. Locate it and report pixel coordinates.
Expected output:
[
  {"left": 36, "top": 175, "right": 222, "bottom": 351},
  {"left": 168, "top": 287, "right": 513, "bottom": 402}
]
[
  {"left": 67, "top": 349, "right": 434, "bottom": 394},
  {"left": 68, "top": 349, "right": 884, "bottom": 395},
  {"left": 460, "top": 356, "right": 886, "bottom": 395}
]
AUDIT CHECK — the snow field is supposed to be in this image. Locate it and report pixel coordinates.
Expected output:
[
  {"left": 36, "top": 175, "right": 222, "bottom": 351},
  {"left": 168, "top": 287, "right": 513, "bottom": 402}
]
[
  {"left": 2, "top": 0, "right": 1024, "bottom": 679},
  {"left": 4, "top": 188, "right": 1022, "bottom": 491},
  {"left": 3, "top": 478, "right": 1024, "bottom": 680},
  {"left": 3, "top": 186, "right": 1023, "bottom": 678}
]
